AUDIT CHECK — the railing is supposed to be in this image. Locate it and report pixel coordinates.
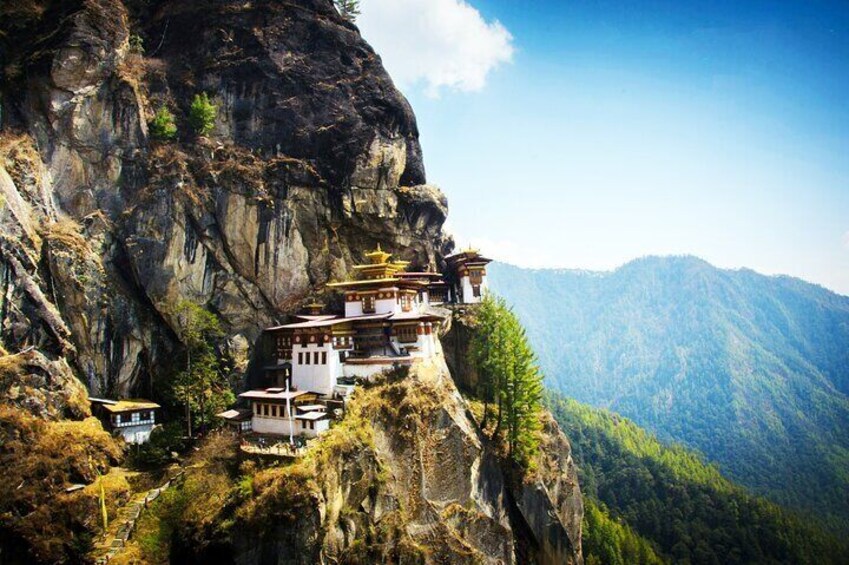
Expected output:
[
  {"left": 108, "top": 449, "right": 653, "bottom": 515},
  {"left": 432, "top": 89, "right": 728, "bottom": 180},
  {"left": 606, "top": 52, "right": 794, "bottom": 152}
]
[{"left": 112, "top": 419, "right": 155, "bottom": 428}]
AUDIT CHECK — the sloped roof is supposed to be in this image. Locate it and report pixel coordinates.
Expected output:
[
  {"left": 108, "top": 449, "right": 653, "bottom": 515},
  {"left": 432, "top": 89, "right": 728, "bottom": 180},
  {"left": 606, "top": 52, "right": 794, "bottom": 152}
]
[
  {"left": 99, "top": 399, "right": 160, "bottom": 413},
  {"left": 216, "top": 409, "right": 253, "bottom": 421}
]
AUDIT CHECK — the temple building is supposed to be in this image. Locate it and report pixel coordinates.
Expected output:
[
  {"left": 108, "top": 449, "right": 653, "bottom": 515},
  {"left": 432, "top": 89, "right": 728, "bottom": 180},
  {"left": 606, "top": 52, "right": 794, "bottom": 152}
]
[
  {"left": 89, "top": 398, "right": 160, "bottom": 444},
  {"left": 238, "top": 388, "right": 329, "bottom": 438},
  {"left": 445, "top": 248, "right": 492, "bottom": 304},
  {"left": 259, "top": 245, "right": 444, "bottom": 398},
  {"left": 236, "top": 244, "right": 491, "bottom": 439}
]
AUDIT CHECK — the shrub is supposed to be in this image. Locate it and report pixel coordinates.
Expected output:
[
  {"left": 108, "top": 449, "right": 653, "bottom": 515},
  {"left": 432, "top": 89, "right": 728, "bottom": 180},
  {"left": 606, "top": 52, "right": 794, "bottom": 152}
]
[
  {"left": 129, "top": 422, "right": 188, "bottom": 469},
  {"left": 188, "top": 93, "right": 217, "bottom": 137},
  {"left": 149, "top": 106, "right": 177, "bottom": 141},
  {"left": 0, "top": 406, "right": 125, "bottom": 563},
  {"left": 129, "top": 33, "right": 145, "bottom": 54}
]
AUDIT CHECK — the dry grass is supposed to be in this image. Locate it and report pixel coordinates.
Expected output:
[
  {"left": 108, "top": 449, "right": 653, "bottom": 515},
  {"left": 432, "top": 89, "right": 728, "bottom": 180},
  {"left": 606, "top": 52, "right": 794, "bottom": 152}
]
[
  {"left": 0, "top": 349, "right": 27, "bottom": 378},
  {"left": 42, "top": 217, "right": 90, "bottom": 257},
  {"left": 0, "top": 404, "right": 125, "bottom": 563},
  {"left": 0, "top": 132, "right": 43, "bottom": 192},
  {"left": 117, "top": 52, "right": 147, "bottom": 90},
  {"left": 115, "top": 432, "right": 239, "bottom": 564}
]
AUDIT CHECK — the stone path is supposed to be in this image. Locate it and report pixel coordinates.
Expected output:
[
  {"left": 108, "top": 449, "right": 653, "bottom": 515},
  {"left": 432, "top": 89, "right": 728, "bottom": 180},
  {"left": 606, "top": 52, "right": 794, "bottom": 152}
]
[{"left": 93, "top": 470, "right": 185, "bottom": 564}]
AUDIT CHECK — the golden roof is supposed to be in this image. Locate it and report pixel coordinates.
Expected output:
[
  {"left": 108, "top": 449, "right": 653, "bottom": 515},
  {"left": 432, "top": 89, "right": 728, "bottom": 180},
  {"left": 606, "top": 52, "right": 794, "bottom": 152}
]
[
  {"left": 331, "top": 245, "right": 412, "bottom": 283},
  {"left": 363, "top": 243, "right": 392, "bottom": 265}
]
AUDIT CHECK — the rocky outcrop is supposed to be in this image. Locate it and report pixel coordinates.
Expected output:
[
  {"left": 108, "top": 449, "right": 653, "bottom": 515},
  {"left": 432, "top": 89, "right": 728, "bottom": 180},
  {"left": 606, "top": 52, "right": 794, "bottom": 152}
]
[
  {"left": 225, "top": 361, "right": 515, "bottom": 564},
  {"left": 0, "top": 0, "right": 451, "bottom": 396},
  {"left": 444, "top": 308, "right": 584, "bottom": 565},
  {"left": 173, "top": 358, "right": 580, "bottom": 564}
]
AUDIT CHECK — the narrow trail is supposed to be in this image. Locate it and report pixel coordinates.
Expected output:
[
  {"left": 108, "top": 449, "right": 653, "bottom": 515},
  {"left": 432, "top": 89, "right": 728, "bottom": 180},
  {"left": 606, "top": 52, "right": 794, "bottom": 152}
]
[{"left": 92, "top": 470, "right": 185, "bottom": 564}]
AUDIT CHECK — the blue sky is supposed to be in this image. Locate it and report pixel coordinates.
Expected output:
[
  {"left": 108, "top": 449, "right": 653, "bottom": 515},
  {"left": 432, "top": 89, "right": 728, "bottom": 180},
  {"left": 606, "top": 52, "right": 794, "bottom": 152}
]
[{"left": 358, "top": 0, "right": 849, "bottom": 295}]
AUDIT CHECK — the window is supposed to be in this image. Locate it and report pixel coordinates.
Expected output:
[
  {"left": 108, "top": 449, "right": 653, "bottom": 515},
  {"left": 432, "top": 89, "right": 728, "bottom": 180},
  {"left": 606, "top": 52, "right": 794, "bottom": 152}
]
[
  {"left": 362, "top": 294, "right": 375, "bottom": 313},
  {"left": 397, "top": 325, "right": 418, "bottom": 343},
  {"left": 401, "top": 293, "right": 412, "bottom": 312},
  {"left": 272, "top": 405, "right": 278, "bottom": 417},
  {"left": 314, "top": 351, "right": 320, "bottom": 365},
  {"left": 305, "top": 352, "right": 310, "bottom": 365},
  {"left": 263, "top": 404, "right": 269, "bottom": 416},
  {"left": 298, "top": 352, "right": 303, "bottom": 364},
  {"left": 321, "top": 351, "right": 327, "bottom": 365}
]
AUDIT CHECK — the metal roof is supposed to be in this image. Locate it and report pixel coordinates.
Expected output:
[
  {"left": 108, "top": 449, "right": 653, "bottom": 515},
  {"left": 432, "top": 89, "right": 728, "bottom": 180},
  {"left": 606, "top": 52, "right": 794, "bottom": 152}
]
[
  {"left": 295, "top": 411, "right": 329, "bottom": 421},
  {"left": 239, "top": 389, "right": 311, "bottom": 401},
  {"left": 216, "top": 409, "right": 253, "bottom": 421},
  {"left": 265, "top": 312, "right": 393, "bottom": 331}
]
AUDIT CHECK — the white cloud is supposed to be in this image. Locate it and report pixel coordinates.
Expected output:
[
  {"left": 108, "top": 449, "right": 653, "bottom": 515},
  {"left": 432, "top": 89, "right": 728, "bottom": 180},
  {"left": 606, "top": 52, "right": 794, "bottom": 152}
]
[{"left": 358, "top": 0, "right": 514, "bottom": 96}]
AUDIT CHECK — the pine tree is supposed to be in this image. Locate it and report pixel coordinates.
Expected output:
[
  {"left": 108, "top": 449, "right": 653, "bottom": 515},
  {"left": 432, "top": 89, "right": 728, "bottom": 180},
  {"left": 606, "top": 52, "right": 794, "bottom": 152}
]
[
  {"left": 470, "top": 294, "right": 544, "bottom": 470},
  {"left": 335, "top": 0, "right": 360, "bottom": 22},
  {"left": 149, "top": 105, "right": 177, "bottom": 140},
  {"left": 188, "top": 92, "right": 217, "bottom": 137}
]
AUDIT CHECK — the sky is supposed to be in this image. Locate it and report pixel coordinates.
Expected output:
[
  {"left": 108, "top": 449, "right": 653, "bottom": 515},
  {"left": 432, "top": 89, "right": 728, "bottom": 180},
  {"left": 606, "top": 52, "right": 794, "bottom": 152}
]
[{"left": 357, "top": 0, "right": 849, "bottom": 295}]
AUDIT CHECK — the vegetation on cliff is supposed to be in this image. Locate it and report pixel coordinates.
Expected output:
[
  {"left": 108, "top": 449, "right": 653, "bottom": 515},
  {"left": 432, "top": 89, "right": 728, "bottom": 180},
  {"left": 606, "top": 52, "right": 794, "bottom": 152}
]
[
  {"left": 170, "top": 301, "right": 233, "bottom": 437},
  {"left": 116, "top": 365, "right": 524, "bottom": 563},
  {"left": 0, "top": 404, "right": 126, "bottom": 564},
  {"left": 549, "top": 391, "right": 848, "bottom": 564},
  {"left": 469, "top": 295, "right": 544, "bottom": 469}
]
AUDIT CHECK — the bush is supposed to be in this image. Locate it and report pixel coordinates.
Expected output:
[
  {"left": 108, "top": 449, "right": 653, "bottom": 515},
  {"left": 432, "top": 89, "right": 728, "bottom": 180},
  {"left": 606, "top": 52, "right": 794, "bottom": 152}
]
[
  {"left": 129, "top": 422, "right": 188, "bottom": 469},
  {"left": 129, "top": 33, "right": 145, "bottom": 54},
  {"left": 149, "top": 106, "right": 177, "bottom": 140},
  {"left": 188, "top": 93, "right": 217, "bottom": 137},
  {"left": 0, "top": 406, "right": 125, "bottom": 563}
]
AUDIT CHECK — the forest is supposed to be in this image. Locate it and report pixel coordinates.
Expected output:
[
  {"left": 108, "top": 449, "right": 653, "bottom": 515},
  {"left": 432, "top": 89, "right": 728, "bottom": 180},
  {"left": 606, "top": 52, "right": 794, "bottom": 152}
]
[{"left": 548, "top": 392, "right": 848, "bottom": 564}]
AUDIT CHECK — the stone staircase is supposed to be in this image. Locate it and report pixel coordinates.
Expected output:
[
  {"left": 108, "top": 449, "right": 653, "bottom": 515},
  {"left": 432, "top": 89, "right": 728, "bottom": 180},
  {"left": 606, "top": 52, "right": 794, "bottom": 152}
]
[{"left": 93, "top": 470, "right": 185, "bottom": 564}]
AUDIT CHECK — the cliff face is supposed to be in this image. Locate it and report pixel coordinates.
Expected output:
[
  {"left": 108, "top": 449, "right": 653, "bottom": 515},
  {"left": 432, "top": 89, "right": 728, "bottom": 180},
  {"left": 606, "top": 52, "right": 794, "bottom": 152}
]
[
  {"left": 444, "top": 310, "right": 584, "bottom": 565},
  {"left": 1, "top": 0, "right": 450, "bottom": 397},
  {"left": 157, "top": 357, "right": 582, "bottom": 565},
  {"left": 1, "top": 2, "right": 583, "bottom": 563}
]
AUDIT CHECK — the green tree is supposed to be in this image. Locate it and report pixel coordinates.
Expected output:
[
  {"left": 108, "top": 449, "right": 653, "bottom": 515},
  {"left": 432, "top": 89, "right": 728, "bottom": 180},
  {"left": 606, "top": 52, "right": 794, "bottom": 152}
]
[
  {"left": 469, "top": 294, "right": 508, "bottom": 427},
  {"left": 171, "top": 300, "right": 233, "bottom": 436},
  {"left": 470, "top": 294, "right": 544, "bottom": 469},
  {"left": 149, "top": 105, "right": 177, "bottom": 140},
  {"left": 334, "top": 0, "right": 360, "bottom": 21},
  {"left": 188, "top": 93, "right": 217, "bottom": 137},
  {"left": 503, "top": 310, "right": 544, "bottom": 467}
]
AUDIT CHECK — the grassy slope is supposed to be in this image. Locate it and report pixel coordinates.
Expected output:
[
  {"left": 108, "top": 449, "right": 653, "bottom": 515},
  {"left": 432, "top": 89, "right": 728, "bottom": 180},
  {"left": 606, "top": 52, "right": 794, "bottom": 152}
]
[{"left": 489, "top": 258, "right": 849, "bottom": 531}]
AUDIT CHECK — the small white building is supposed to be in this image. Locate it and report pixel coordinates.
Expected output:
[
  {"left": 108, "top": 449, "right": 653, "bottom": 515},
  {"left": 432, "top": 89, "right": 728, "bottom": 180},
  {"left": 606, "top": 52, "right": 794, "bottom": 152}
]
[
  {"left": 216, "top": 408, "right": 253, "bottom": 434},
  {"left": 445, "top": 248, "right": 492, "bottom": 304},
  {"left": 90, "top": 398, "right": 160, "bottom": 444},
  {"left": 239, "top": 388, "right": 330, "bottom": 438}
]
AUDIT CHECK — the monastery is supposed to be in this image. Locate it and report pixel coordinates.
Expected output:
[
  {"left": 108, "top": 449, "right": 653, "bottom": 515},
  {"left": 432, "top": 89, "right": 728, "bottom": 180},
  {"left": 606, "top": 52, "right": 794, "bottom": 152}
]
[{"left": 222, "top": 245, "right": 491, "bottom": 439}]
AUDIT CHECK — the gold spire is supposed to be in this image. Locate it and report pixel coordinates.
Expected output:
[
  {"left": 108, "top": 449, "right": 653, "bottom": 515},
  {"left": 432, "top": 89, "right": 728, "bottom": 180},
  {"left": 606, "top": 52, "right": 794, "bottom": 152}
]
[{"left": 364, "top": 243, "right": 392, "bottom": 265}]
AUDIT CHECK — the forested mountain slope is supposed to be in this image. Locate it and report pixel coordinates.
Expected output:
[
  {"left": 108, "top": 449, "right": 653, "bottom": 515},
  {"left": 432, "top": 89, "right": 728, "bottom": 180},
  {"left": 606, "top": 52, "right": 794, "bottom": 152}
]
[
  {"left": 489, "top": 257, "right": 849, "bottom": 531},
  {"left": 549, "top": 392, "right": 847, "bottom": 564}
]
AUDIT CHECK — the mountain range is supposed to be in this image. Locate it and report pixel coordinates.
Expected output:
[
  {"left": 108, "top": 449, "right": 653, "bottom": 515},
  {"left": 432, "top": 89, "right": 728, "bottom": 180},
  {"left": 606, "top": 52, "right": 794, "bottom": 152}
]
[{"left": 489, "top": 256, "right": 849, "bottom": 532}]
